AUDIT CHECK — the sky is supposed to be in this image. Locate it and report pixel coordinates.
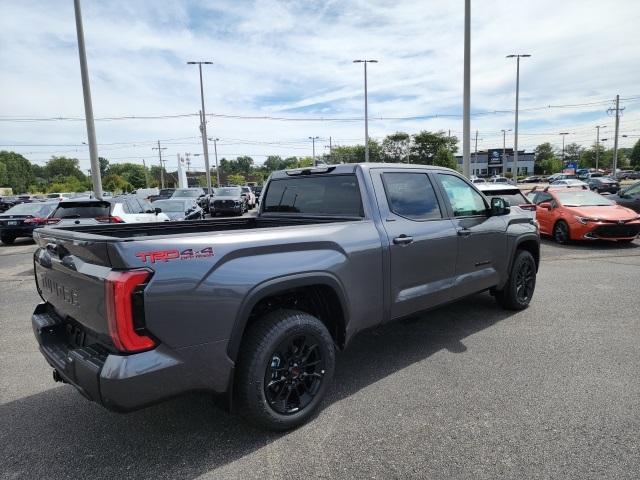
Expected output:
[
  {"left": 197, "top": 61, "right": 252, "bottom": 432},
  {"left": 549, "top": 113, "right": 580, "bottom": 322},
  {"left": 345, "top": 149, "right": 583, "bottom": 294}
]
[{"left": 1, "top": 0, "right": 640, "bottom": 172}]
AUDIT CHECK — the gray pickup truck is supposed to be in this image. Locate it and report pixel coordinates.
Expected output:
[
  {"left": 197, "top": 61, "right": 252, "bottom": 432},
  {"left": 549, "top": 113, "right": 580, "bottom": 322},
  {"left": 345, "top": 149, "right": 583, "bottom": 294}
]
[{"left": 31, "top": 163, "right": 539, "bottom": 430}]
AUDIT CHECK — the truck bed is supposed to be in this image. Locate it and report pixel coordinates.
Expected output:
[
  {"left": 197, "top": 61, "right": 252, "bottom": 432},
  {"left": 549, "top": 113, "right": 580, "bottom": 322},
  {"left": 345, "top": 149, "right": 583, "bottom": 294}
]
[{"left": 35, "top": 214, "right": 362, "bottom": 240}]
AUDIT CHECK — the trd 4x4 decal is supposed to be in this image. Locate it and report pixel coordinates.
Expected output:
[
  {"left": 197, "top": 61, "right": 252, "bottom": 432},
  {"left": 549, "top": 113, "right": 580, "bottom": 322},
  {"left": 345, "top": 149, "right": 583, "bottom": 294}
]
[{"left": 135, "top": 247, "right": 214, "bottom": 263}]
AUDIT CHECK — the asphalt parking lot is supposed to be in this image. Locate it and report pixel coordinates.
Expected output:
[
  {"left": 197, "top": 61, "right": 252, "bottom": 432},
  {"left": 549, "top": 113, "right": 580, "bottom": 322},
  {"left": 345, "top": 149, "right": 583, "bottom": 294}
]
[{"left": 1, "top": 236, "right": 639, "bottom": 479}]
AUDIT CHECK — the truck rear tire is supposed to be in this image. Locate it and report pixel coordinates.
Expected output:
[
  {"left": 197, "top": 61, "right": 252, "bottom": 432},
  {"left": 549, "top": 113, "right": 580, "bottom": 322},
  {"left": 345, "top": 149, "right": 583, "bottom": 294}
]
[
  {"left": 235, "top": 309, "right": 335, "bottom": 431},
  {"left": 495, "top": 249, "right": 536, "bottom": 310}
]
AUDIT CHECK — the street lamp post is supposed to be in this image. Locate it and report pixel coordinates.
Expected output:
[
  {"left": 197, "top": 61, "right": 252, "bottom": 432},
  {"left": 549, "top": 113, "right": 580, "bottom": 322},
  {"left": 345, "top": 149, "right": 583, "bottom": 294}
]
[
  {"left": 353, "top": 59, "right": 377, "bottom": 162},
  {"left": 559, "top": 132, "right": 570, "bottom": 163},
  {"left": 506, "top": 54, "right": 531, "bottom": 179},
  {"left": 309, "top": 136, "right": 319, "bottom": 164},
  {"left": 209, "top": 138, "right": 221, "bottom": 187},
  {"left": 187, "top": 61, "right": 213, "bottom": 192},
  {"left": 501, "top": 128, "right": 512, "bottom": 176},
  {"left": 595, "top": 125, "right": 606, "bottom": 170}
]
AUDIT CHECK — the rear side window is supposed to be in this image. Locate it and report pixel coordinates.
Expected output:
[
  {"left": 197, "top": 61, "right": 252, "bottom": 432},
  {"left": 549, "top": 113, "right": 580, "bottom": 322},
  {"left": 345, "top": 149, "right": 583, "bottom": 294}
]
[
  {"left": 382, "top": 172, "right": 442, "bottom": 220},
  {"left": 438, "top": 174, "right": 487, "bottom": 216},
  {"left": 52, "top": 202, "right": 111, "bottom": 219},
  {"left": 263, "top": 175, "right": 363, "bottom": 216},
  {"left": 482, "top": 190, "right": 529, "bottom": 207},
  {"left": 533, "top": 192, "right": 553, "bottom": 204}
]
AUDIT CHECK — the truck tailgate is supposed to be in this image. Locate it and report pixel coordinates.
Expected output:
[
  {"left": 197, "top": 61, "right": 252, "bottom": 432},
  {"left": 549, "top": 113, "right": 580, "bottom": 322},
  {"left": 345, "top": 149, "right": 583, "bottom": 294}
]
[{"left": 34, "top": 231, "right": 113, "bottom": 343}]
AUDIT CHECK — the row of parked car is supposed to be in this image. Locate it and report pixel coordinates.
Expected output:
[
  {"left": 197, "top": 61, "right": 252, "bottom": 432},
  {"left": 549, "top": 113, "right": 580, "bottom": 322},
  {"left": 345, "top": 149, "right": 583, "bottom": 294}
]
[
  {"left": 474, "top": 180, "right": 640, "bottom": 244},
  {"left": 0, "top": 184, "right": 264, "bottom": 244}
]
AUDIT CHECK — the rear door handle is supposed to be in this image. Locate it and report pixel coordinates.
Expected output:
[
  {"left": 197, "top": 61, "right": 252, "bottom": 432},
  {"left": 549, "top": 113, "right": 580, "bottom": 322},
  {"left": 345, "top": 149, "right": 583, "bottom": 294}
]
[
  {"left": 457, "top": 228, "right": 472, "bottom": 237},
  {"left": 393, "top": 234, "right": 414, "bottom": 245}
]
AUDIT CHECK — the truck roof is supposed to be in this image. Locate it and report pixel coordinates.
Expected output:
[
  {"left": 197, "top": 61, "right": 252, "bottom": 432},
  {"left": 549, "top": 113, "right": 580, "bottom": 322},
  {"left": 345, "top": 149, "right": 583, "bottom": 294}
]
[{"left": 272, "top": 162, "right": 455, "bottom": 178}]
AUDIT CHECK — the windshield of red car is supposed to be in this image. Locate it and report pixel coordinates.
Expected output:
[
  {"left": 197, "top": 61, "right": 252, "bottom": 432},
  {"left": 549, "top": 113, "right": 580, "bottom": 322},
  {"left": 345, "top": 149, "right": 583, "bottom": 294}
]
[{"left": 555, "top": 191, "right": 614, "bottom": 207}]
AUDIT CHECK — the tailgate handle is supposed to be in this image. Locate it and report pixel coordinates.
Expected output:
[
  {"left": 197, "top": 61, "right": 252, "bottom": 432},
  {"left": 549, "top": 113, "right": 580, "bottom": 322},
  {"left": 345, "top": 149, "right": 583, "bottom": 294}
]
[{"left": 46, "top": 243, "right": 59, "bottom": 255}]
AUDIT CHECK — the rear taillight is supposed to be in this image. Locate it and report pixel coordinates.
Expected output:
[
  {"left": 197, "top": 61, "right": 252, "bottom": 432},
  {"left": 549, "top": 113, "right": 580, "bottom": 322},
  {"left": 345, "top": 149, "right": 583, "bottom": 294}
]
[
  {"left": 24, "top": 217, "right": 47, "bottom": 225},
  {"left": 105, "top": 269, "right": 156, "bottom": 353},
  {"left": 95, "top": 216, "right": 124, "bottom": 223},
  {"left": 46, "top": 218, "right": 61, "bottom": 225}
]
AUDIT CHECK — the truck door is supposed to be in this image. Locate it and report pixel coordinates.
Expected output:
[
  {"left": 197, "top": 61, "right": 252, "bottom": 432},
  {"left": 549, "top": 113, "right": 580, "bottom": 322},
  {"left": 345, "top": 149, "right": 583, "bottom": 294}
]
[
  {"left": 370, "top": 169, "right": 458, "bottom": 320},
  {"left": 433, "top": 172, "right": 507, "bottom": 297}
]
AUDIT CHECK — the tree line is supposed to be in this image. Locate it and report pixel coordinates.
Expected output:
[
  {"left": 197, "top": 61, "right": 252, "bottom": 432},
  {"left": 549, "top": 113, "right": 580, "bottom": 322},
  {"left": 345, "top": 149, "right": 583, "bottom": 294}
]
[{"left": 2, "top": 133, "right": 639, "bottom": 193}]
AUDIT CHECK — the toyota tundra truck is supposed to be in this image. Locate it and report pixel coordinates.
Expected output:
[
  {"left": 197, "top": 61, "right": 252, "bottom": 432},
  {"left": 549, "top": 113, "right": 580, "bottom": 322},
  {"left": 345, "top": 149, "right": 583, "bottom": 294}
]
[{"left": 31, "top": 163, "right": 540, "bottom": 430}]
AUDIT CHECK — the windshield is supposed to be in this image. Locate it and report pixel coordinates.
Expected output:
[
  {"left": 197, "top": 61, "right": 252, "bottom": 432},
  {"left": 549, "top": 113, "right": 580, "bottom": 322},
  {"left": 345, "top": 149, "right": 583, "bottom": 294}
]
[
  {"left": 4, "top": 202, "right": 56, "bottom": 216},
  {"left": 172, "top": 189, "right": 201, "bottom": 198},
  {"left": 152, "top": 200, "right": 186, "bottom": 212},
  {"left": 215, "top": 187, "right": 242, "bottom": 196},
  {"left": 241, "top": 187, "right": 251, "bottom": 193},
  {"left": 555, "top": 191, "right": 614, "bottom": 207}
]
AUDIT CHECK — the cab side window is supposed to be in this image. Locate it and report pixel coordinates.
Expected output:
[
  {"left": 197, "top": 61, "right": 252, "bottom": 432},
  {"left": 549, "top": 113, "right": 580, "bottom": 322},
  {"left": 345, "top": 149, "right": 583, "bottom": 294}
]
[
  {"left": 437, "top": 174, "right": 487, "bottom": 217},
  {"left": 382, "top": 172, "right": 442, "bottom": 221}
]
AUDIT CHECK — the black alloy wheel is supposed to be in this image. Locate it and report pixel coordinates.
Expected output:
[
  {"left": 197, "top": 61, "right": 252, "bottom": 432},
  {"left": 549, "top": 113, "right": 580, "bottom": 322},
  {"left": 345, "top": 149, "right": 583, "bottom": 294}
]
[
  {"left": 515, "top": 259, "right": 535, "bottom": 304},
  {"left": 235, "top": 309, "right": 335, "bottom": 430},
  {"left": 264, "top": 334, "right": 326, "bottom": 415},
  {"left": 553, "top": 220, "right": 570, "bottom": 244}
]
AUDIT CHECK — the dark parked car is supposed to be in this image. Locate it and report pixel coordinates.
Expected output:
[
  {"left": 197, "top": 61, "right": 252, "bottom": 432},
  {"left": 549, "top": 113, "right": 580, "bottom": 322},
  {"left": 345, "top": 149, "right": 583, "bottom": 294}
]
[
  {"left": 587, "top": 177, "right": 619, "bottom": 194},
  {"left": 148, "top": 188, "right": 175, "bottom": 203},
  {"left": 31, "top": 163, "right": 539, "bottom": 430},
  {"left": 151, "top": 198, "right": 204, "bottom": 221},
  {"left": 210, "top": 186, "right": 246, "bottom": 216},
  {"left": 609, "top": 181, "right": 640, "bottom": 213},
  {"left": 0, "top": 201, "right": 58, "bottom": 244}
]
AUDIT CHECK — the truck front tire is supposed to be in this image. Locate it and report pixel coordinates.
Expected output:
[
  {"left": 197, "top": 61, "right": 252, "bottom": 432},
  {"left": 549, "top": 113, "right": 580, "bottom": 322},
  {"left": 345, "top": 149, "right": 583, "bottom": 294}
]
[
  {"left": 495, "top": 249, "right": 537, "bottom": 310},
  {"left": 235, "top": 309, "right": 335, "bottom": 431}
]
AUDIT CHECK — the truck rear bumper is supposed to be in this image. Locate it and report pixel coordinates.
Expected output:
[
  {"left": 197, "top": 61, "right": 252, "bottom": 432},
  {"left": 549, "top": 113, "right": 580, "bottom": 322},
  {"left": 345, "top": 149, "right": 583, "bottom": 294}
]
[{"left": 32, "top": 303, "right": 233, "bottom": 412}]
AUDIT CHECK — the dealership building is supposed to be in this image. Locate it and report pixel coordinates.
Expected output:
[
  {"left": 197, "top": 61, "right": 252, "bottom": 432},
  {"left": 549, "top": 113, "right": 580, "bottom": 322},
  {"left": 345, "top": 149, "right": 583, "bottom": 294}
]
[{"left": 455, "top": 148, "right": 535, "bottom": 177}]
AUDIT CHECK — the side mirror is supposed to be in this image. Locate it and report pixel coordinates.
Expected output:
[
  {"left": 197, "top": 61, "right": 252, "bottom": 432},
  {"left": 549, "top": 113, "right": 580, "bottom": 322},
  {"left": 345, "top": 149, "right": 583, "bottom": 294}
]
[
  {"left": 490, "top": 197, "right": 510, "bottom": 215},
  {"left": 538, "top": 202, "right": 552, "bottom": 211},
  {"left": 154, "top": 207, "right": 162, "bottom": 215}
]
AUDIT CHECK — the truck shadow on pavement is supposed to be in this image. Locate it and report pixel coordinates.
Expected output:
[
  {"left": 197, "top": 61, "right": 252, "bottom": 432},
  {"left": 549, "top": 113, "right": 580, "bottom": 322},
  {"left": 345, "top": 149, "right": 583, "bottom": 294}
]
[{"left": 1, "top": 293, "right": 514, "bottom": 479}]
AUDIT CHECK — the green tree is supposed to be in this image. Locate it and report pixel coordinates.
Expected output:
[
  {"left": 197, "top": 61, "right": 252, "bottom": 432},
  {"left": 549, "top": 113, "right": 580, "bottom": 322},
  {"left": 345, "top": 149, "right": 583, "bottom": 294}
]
[
  {"left": 432, "top": 147, "right": 458, "bottom": 170},
  {"left": 534, "top": 143, "right": 555, "bottom": 163},
  {"left": 107, "top": 163, "right": 148, "bottom": 189},
  {"left": 263, "top": 155, "right": 284, "bottom": 172},
  {"left": 0, "top": 162, "right": 7, "bottom": 186},
  {"left": 382, "top": 132, "right": 411, "bottom": 163},
  {"left": 409, "top": 131, "right": 457, "bottom": 164},
  {"left": 103, "top": 174, "right": 132, "bottom": 193},
  {"left": 44, "top": 156, "right": 86, "bottom": 182},
  {"left": 297, "top": 157, "right": 314, "bottom": 168},
  {"left": 46, "top": 175, "right": 89, "bottom": 193},
  {"left": 539, "top": 157, "right": 563, "bottom": 175},
  {"left": 579, "top": 144, "right": 606, "bottom": 169},
  {"left": 99, "top": 157, "right": 110, "bottom": 177},
  {"left": 227, "top": 173, "right": 246, "bottom": 185},
  {"left": 0, "top": 151, "right": 34, "bottom": 192},
  {"left": 327, "top": 140, "right": 383, "bottom": 164},
  {"left": 630, "top": 139, "right": 640, "bottom": 169},
  {"left": 563, "top": 143, "right": 582, "bottom": 164}
]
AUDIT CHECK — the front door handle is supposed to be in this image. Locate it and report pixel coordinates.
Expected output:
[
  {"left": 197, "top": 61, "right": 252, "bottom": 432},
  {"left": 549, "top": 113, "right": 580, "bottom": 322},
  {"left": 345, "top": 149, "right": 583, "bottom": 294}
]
[
  {"left": 393, "top": 234, "right": 414, "bottom": 245},
  {"left": 457, "top": 228, "right": 472, "bottom": 237}
]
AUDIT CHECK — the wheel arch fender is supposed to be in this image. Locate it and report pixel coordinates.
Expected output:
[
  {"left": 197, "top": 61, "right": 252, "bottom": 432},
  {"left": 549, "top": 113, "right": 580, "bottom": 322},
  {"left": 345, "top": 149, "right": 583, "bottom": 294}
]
[{"left": 226, "top": 272, "right": 350, "bottom": 363}]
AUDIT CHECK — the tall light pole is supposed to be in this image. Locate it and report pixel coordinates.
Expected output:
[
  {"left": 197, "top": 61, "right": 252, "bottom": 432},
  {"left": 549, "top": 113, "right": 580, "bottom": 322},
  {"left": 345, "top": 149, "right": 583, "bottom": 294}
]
[
  {"left": 462, "top": 0, "right": 471, "bottom": 178},
  {"left": 559, "top": 132, "right": 570, "bottom": 163},
  {"left": 73, "top": 0, "right": 102, "bottom": 199},
  {"left": 208, "top": 138, "right": 221, "bottom": 187},
  {"left": 309, "top": 136, "right": 319, "bottom": 163},
  {"left": 501, "top": 129, "right": 512, "bottom": 176},
  {"left": 187, "top": 61, "right": 213, "bottom": 192},
  {"left": 152, "top": 141, "right": 167, "bottom": 188},
  {"left": 595, "top": 125, "right": 606, "bottom": 170},
  {"left": 506, "top": 54, "right": 531, "bottom": 179},
  {"left": 353, "top": 59, "right": 377, "bottom": 162}
]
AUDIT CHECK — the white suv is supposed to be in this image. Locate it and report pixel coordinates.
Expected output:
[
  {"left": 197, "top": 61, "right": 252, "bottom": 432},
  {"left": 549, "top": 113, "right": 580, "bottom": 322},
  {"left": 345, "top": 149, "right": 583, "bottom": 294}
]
[
  {"left": 241, "top": 186, "right": 256, "bottom": 209},
  {"left": 47, "top": 196, "right": 169, "bottom": 227}
]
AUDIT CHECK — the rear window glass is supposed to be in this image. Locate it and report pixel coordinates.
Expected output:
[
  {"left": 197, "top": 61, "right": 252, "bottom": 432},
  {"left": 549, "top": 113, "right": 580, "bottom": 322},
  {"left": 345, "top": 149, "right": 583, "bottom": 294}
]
[
  {"left": 5, "top": 202, "right": 56, "bottom": 216},
  {"left": 481, "top": 190, "right": 529, "bottom": 207},
  {"left": 52, "top": 202, "right": 111, "bottom": 219},
  {"left": 263, "top": 175, "right": 363, "bottom": 216}
]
